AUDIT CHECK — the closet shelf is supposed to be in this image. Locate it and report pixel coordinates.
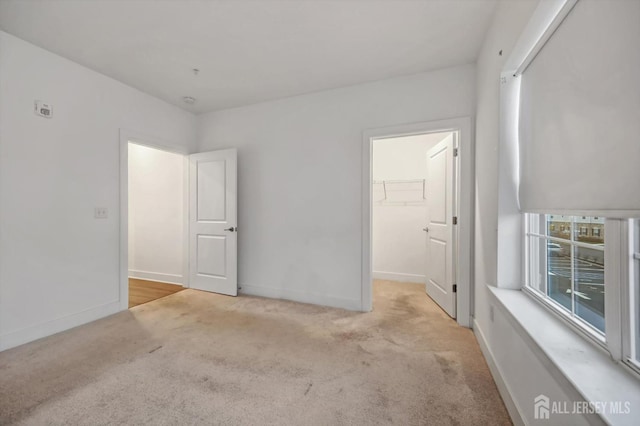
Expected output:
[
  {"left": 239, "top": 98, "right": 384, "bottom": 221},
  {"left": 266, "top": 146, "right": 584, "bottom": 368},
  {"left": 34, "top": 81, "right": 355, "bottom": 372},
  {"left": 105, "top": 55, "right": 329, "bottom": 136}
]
[{"left": 373, "top": 179, "right": 426, "bottom": 201}]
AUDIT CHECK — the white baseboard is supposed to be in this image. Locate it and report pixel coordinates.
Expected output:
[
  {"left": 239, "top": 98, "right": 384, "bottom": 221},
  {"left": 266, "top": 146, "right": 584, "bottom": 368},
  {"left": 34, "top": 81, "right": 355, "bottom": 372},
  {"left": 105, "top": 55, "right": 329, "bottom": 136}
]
[
  {"left": 473, "top": 319, "right": 525, "bottom": 426},
  {"left": 372, "top": 271, "right": 425, "bottom": 284},
  {"left": 128, "top": 270, "right": 184, "bottom": 286},
  {"left": 240, "top": 284, "right": 361, "bottom": 311},
  {"left": 0, "top": 300, "right": 121, "bottom": 352}
]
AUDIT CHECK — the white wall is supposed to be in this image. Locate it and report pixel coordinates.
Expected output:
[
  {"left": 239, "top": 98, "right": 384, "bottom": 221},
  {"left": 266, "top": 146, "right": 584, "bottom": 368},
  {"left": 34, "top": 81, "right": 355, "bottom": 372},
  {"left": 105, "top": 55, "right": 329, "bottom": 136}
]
[
  {"left": 128, "top": 144, "right": 185, "bottom": 285},
  {"left": 474, "top": 0, "right": 536, "bottom": 331},
  {"left": 372, "top": 132, "right": 450, "bottom": 283},
  {"left": 196, "top": 64, "right": 475, "bottom": 310},
  {"left": 0, "top": 31, "right": 195, "bottom": 351},
  {"left": 373, "top": 133, "right": 448, "bottom": 182},
  {"left": 473, "top": 2, "right": 591, "bottom": 425}
]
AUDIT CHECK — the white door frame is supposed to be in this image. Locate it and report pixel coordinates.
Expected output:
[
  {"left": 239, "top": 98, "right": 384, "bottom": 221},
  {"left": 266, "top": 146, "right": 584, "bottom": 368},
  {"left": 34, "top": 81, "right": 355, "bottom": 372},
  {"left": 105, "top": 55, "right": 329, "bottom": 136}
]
[
  {"left": 118, "top": 129, "right": 190, "bottom": 311},
  {"left": 361, "top": 117, "right": 474, "bottom": 327}
]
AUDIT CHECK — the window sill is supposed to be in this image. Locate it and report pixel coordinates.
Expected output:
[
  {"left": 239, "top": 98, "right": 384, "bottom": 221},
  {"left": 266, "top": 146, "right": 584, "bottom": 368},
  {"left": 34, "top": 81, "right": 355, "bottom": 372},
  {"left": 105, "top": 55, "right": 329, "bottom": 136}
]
[
  {"left": 521, "top": 286, "right": 607, "bottom": 348},
  {"left": 488, "top": 285, "right": 640, "bottom": 426}
]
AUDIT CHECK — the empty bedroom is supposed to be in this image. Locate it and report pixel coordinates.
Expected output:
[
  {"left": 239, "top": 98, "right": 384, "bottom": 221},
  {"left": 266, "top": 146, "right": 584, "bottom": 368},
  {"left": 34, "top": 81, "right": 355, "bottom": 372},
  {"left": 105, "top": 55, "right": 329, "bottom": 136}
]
[{"left": 0, "top": 1, "right": 638, "bottom": 425}]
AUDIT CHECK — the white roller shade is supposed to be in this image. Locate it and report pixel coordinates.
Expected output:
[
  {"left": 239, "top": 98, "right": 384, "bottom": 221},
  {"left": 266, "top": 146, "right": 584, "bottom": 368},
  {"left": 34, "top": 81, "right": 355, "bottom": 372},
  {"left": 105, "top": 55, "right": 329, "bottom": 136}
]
[{"left": 519, "top": 0, "right": 640, "bottom": 217}]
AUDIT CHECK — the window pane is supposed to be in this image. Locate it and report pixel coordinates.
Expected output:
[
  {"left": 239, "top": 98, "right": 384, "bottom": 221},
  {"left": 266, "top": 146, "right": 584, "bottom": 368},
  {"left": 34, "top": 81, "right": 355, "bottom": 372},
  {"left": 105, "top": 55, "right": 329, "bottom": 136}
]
[
  {"left": 574, "top": 245, "right": 605, "bottom": 333},
  {"left": 546, "top": 214, "right": 572, "bottom": 240},
  {"left": 575, "top": 216, "right": 605, "bottom": 244},
  {"left": 547, "top": 240, "right": 572, "bottom": 312},
  {"left": 527, "top": 214, "right": 609, "bottom": 338}
]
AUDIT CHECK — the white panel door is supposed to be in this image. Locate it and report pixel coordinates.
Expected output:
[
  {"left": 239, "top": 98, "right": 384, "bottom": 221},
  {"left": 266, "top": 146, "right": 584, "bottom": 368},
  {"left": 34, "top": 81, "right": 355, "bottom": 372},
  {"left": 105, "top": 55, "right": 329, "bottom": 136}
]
[
  {"left": 189, "top": 149, "right": 237, "bottom": 296},
  {"left": 425, "top": 135, "right": 456, "bottom": 318}
]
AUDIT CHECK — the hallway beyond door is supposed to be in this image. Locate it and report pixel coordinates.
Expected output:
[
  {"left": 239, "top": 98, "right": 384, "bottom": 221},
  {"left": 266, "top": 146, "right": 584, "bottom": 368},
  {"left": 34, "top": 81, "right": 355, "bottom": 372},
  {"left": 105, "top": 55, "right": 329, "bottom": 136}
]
[{"left": 128, "top": 278, "right": 184, "bottom": 308}]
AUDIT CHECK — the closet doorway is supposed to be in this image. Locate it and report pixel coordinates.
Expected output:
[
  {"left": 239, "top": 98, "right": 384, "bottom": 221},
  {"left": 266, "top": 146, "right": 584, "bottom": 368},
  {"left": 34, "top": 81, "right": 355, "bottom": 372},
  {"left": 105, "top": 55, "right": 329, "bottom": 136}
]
[
  {"left": 372, "top": 132, "right": 455, "bottom": 315},
  {"left": 362, "top": 118, "right": 474, "bottom": 327}
]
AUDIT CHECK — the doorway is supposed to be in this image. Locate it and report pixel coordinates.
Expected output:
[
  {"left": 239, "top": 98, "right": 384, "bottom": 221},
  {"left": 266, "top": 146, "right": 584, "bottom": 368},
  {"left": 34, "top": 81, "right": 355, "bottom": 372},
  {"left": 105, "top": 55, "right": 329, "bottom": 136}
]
[
  {"left": 126, "top": 142, "right": 187, "bottom": 308},
  {"left": 119, "top": 132, "right": 239, "bottom": 311},
  {"left": 362, "top": 118, "right": 474, "bottom": 327},
  {"left": 372, "top": 131, "right": 455, "bottom": 314}
]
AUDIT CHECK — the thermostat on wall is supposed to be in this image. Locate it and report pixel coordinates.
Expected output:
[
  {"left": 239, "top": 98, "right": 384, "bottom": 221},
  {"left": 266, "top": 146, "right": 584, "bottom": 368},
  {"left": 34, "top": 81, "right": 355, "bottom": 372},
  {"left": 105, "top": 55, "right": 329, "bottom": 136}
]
[{"left": 34, "top": 100, "right": 53, "bottom": 118}]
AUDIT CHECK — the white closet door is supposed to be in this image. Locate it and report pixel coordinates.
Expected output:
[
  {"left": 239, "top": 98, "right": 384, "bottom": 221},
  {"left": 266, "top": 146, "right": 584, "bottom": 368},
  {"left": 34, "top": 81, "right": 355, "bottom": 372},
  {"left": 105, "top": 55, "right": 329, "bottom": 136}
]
[{"left": 425, "top": 135, "right": 456, "bottom": 318}]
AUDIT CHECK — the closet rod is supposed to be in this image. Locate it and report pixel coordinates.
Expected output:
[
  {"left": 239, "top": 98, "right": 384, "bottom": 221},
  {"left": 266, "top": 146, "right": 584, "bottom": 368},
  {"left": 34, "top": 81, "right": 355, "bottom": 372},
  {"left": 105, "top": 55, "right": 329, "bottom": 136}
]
[{"left": 373, "top": 179, "right": 426, "bottom": 200}]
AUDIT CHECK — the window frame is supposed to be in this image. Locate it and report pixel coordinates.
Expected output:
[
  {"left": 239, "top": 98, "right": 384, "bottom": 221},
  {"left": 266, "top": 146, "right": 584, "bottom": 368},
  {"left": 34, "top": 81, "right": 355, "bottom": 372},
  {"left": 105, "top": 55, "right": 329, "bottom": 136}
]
[
  {"left": 524, "top": 214, "right": 638, "bottom": 372},
  {"left": 622, "top": 219, "right": 640, "bottom": 373}
]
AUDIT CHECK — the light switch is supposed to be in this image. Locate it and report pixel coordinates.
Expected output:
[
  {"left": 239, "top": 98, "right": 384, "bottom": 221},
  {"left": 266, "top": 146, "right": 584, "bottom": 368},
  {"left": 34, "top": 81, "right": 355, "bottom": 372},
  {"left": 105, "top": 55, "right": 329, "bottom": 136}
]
[{"left": 94, "top": 207, "right": 108, "bottom": 219}]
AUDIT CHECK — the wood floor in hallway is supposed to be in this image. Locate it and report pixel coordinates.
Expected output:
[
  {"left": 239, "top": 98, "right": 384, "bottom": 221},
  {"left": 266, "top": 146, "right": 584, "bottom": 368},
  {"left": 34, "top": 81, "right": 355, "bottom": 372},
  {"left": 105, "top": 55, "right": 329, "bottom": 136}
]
[
  {"left": 128, "top": 278, "right": 184, "bottom": 308},
  {"left": 0, "top": 280, "right": 510, "bottom": 425}
]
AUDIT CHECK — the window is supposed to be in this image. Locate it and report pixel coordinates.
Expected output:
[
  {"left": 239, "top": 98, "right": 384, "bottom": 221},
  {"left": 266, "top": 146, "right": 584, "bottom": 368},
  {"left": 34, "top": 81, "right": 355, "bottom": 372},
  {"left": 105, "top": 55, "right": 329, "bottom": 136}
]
[
  {"left": 526, "top": 215, "right": 605, "bottom": 335},
  {"left": 507, "top": 0, "right": 640, "bottom": 384},
  {"left": 526, "top": 215, "right": 640, "bottom": 372}
]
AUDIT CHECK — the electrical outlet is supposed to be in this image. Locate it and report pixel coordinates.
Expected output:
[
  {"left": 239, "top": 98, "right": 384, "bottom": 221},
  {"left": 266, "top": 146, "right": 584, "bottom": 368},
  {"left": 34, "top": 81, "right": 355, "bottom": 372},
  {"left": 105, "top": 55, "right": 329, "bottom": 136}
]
[{"left": 94, "top": 207, "right": 108, "bottom": 219}]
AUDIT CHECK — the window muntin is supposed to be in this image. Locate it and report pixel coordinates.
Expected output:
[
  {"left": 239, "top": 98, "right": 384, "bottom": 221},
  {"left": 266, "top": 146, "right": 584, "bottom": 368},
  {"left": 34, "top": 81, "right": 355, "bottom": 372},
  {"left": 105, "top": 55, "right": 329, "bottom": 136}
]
[{"left": 526, "top": 214, "right": 605, "bottom": 334}]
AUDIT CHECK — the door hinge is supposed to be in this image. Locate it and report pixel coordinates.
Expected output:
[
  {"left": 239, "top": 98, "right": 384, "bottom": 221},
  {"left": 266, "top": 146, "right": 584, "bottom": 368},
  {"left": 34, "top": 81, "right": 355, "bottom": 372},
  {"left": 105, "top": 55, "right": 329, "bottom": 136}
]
[
  {"left": 453, "top": 148, "right": 459, "bottom": 157},
  {"left": 453, "top": 284, "right": 457, "bottom": 293},
  {"left": 453, "top": 216, "right": 458, "bottom": 225}
]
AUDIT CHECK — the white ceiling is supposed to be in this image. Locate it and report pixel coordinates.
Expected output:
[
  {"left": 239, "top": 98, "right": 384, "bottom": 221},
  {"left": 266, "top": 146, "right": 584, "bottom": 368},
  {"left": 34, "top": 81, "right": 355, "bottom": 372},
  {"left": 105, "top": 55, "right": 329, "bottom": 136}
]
[{"left": 0, "top": 0, "right": 497, "bottom": 114}]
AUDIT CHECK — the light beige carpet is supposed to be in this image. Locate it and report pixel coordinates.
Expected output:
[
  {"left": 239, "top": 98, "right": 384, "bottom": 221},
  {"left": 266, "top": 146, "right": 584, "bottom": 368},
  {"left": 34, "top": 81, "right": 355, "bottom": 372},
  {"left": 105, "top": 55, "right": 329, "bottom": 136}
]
[{"left": 0, "top": 281, "right": 510, "bottom": 425}]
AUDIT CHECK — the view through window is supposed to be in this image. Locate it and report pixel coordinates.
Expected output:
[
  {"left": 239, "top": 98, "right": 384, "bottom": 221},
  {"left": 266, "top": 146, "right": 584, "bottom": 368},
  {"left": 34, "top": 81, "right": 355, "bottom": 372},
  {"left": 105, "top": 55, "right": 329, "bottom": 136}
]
[{"left": 526, "top": 215, "right": 605, "bottom": 334}]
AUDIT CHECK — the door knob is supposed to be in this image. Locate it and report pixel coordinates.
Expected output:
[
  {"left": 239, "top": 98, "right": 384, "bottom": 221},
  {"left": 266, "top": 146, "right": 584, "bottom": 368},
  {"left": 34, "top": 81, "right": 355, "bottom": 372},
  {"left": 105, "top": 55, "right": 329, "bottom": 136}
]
[
  {"left": 224, "top": 227, "right": 237, "bottom": 232},
  {"left": 423, "top": 227, "right": 429, "bottom": 232}
]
